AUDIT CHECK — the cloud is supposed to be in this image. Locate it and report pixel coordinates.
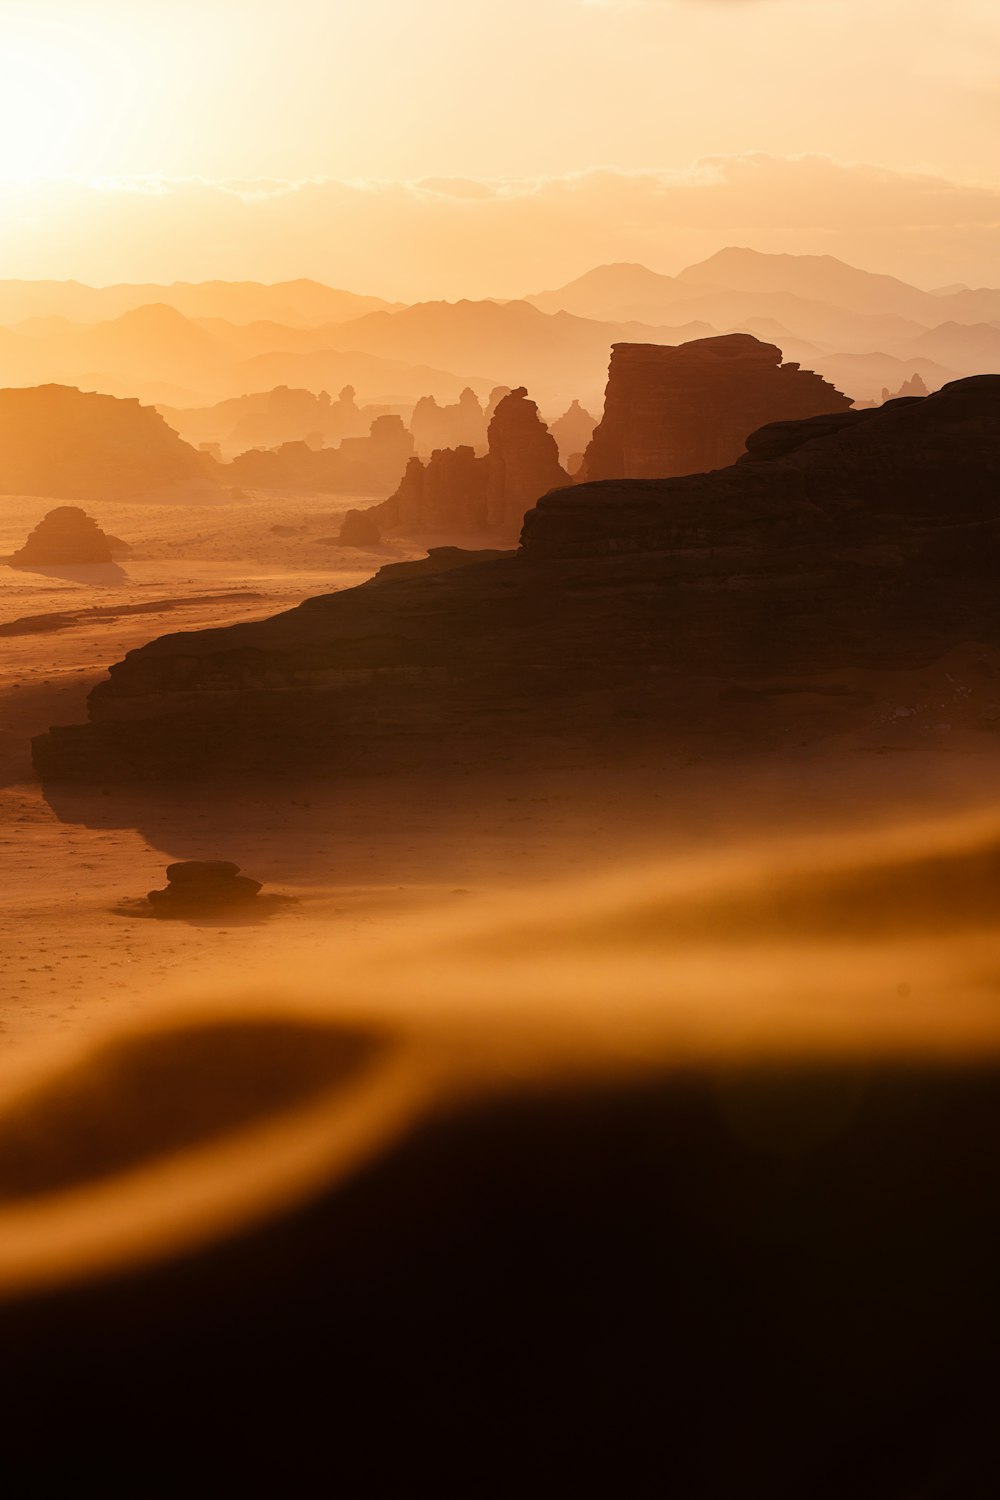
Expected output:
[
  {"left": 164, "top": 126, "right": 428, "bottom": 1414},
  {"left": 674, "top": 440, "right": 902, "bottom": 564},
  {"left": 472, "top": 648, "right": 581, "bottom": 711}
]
[{"left": 0, "top": 154, "right": 998, "bottom": 298}]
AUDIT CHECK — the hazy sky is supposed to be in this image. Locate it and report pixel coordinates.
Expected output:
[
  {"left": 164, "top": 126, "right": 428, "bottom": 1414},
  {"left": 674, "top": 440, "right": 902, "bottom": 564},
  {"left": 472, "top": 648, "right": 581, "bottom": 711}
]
[{"left": 1, "top": 0, "right": 998, "bottom": 293}]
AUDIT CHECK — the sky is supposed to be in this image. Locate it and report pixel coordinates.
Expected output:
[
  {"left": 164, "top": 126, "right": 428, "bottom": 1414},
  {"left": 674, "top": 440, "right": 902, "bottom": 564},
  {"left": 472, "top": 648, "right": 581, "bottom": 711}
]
[{"left": 0, "top": 0, "right": 998, "bottom": 295}]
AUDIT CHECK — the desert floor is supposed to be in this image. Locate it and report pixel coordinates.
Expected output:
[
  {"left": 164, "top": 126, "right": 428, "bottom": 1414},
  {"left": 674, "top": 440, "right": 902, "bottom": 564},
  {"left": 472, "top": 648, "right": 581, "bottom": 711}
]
[{"left": 4, "top": 487, "right": 1000, "bottom": 1054}]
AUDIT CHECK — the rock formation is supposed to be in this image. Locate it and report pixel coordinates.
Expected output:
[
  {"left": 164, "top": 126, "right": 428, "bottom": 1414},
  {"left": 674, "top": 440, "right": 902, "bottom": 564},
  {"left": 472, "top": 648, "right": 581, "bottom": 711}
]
[
  {"left": 855, "top": 374, "right": 933, "bottom": 411},
  {"left": 549, "top": 400, "right": 598, "bottom": 468},
  {"left": 337, "top": 415, "right": 415, "bottom": 492},
  {"left": 371, "top": 389, "right": 566, "bottom": 542},
  {"left": 485, "top": 388, "right": 569, "bottom": 533},
  {"left": 486, "top": 386, "right": 512, "bottom": 420},
  {"left": 411, "top": 389, "right": 488, "bottom": 456},
  {"left": 376, "top": 448, "right": 488, "bottom": 535},
  {"left": 33, "top": 377, "right": 1000, "bottom": 782},
  {"left": 227, "top": 416, "right": 414, "bottom": 496},
  {"left": 0, "top": 385, "right": 219, "bottom": 501},
  {"left": 581, "top": 335, "right": 851, "bottom": 482},
  {"left": 161, "top": 386, "right": 395, "bottom": 459},
  {"left": 147, "top": 861, "right": 262, "bottom": 918},
  {"left": 883, "top": 373, "right": 931, "bottom": 404},
  {"left": 9, "top": 507, "right": 117, "bottom": 567},
  {"left": 338, "top": 509, "right": 382, "bottom": 547}
]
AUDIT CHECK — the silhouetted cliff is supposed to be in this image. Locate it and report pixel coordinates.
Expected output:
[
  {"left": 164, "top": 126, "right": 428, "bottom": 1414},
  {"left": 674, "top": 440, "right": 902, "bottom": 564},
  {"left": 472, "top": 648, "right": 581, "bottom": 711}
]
[{"left": 33, "top": 377, "right": 1000, "bottom": 781}]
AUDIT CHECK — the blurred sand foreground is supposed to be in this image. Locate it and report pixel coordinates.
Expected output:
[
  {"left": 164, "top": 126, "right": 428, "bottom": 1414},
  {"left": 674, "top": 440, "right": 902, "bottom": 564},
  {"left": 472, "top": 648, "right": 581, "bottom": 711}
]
[{"left": 3, "top": 491, "right": 1000, "bottom": 1491}]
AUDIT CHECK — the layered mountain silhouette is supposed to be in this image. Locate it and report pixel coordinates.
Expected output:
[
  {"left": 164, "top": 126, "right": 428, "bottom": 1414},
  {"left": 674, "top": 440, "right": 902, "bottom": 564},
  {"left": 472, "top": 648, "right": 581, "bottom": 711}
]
[
  {"left": 2, "top": 250, "right": 999, "bottom": 412},
  {"left": 0, "top": 278, "right": 398, "bottom": 327}
]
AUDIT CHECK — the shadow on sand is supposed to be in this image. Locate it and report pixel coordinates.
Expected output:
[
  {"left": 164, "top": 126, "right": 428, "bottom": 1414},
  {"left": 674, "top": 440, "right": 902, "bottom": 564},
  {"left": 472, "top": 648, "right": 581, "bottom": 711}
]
[
  {"left": 111, "top": 892, "right": 299, "bottom": 927},
  {"left": 5, "top": 561, "right": 128, "bottom": 586}
]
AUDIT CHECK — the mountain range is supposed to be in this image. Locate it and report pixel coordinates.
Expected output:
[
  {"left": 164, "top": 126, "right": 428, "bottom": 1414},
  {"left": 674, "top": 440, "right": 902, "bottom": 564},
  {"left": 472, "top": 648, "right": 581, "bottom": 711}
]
[{"left": 0, "top": 249, "right": 998, "bottom": 415}]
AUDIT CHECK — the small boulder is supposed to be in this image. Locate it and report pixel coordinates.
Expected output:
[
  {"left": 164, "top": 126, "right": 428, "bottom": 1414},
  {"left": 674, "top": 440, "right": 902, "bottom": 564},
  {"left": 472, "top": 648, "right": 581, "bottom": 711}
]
[{"left": 148, "top": 860, "right": 263, "bottom": 918}]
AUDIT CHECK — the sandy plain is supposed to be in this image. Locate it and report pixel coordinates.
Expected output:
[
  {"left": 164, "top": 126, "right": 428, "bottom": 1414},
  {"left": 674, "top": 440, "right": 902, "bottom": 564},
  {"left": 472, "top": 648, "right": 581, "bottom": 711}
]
[{"left": 0, "top": 489, "right": 432, "bottom": 1044}]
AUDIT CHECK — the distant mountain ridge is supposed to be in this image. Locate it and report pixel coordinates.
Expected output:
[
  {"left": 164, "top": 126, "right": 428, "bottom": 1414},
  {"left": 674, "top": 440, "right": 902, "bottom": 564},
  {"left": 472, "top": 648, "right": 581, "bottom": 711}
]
[
  {"left": 529, "top": 250, "right": 1000, "bottom": 326},
  {"left": 0, "top": 249, "right": 998, "bottom": 409},
  {"left": 0, "top": 279, "right": 399, "bottom": 328}
]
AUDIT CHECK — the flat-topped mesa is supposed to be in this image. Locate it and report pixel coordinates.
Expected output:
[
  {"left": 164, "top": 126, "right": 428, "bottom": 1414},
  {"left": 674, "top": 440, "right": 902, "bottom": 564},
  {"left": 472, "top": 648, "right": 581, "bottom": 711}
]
[
  {"left": 581, "top": 335, "right": 852, "bottom": 482},
  {"left": 0, "top": 384, "right": 219, "bottom": 501},
  {"left": 372, "top": 388, "right": 567, "bottom": 542},
  {"left": 10, "top": 506, "right": 116, "bottom": 567}
]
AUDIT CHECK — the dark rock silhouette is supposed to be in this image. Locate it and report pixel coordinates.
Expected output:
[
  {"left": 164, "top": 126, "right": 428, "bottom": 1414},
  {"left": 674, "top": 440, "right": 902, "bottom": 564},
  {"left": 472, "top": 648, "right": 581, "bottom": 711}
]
[
  {"left": 10, "top": 507, "right": 117, "bottom": 567},
  {"left": 372, "top": 389, "right": 566, "bottom": 541},
  {"left": 549, "top": 399, "right": 598, "bottom": 468},
  {"left": 485, "top": 388, "right": 568, "bottom": 532},
  {"left": 33, "top": 376, "right": 1000, "bottom": 781},
  {"left": 581, "top": 335, "right": 851, "bottom": 482},
  {"left": 0, "top": 385, "right": 219, "bottom": 501},
  {"left": 147, "top": 860, "right": 262, "bottom": 918},
  {"left": 338, "top": 509, "right": 382, "bottom": 547}
]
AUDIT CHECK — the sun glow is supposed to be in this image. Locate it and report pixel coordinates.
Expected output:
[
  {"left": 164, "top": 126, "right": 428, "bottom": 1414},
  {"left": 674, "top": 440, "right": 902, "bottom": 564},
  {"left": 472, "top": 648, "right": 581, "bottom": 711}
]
[{"left": 0, "top": 13, "right": 137, "bottom": 182}]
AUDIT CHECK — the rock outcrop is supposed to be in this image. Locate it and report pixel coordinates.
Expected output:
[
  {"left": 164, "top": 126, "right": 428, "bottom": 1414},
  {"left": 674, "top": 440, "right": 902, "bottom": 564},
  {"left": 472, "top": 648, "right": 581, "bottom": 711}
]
[
  {"left": 338, "top": 509, "right": 382, "bottom": 547},
  {"left": 371, "top": 388, "right": 567, "bottom": 542},
  {"left": 411, "top": 389, "right": 487, "bottom": 457},
  {"left": 485, "top": 388, "right": 569, "bottom": 533},
  {"left": 9, "top": 507, "right": 117, "bottom": 567},
  {"left": 550, "top": 400, "right": 598, "bottom": 469},
  {"left": 581, "top": 335, "right": 851, "bottom": 482},
  {"left": 227, "top": 415, "right": 414, "bottom": 496},
  {"left": 147, "top": 860, "right": 263, "bottom": 918},
  {"left": 0, "top": 385, "right": 219, "bottom": 501},
  {"left": 33, "top": 377, "right": 1000, "bottom": 782}
]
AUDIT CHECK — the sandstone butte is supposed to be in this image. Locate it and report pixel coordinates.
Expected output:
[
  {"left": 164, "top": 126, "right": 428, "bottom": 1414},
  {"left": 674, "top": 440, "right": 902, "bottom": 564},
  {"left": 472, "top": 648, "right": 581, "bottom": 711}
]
[
  {"left": 580, "top": 334, "right": 851, "bottom": 482},
  {"left": 32, "top": 376, "right": 1000, "bottom": 782}
]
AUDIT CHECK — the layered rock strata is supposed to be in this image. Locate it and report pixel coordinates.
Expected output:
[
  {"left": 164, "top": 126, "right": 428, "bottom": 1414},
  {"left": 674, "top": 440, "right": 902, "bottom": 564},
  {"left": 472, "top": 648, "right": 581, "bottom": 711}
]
[
  {"left": 581, "top": 335, "right": 851, "bottom": 482},
  {"left": 9, "top": 507, "right": 117, "bottom": 567}
]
